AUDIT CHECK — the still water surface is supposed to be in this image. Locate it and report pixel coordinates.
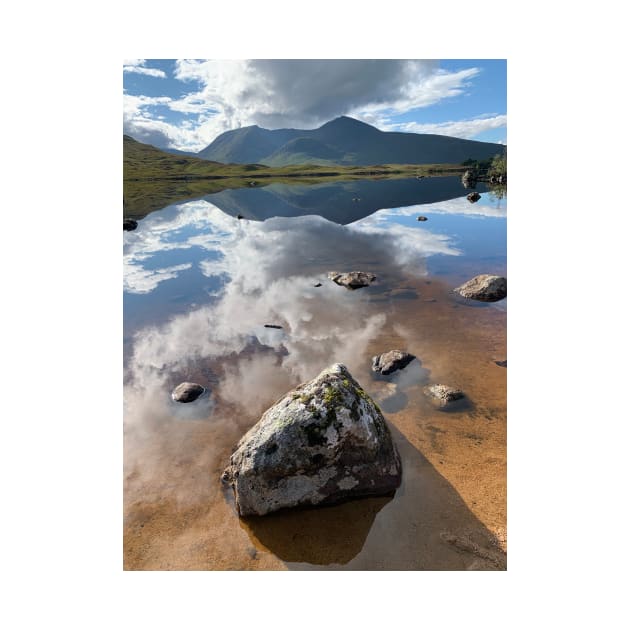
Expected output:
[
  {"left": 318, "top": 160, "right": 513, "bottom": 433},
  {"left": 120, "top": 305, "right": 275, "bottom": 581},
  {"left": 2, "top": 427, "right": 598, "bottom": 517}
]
[{"left": 123, "top": 176, "right": 507, "bottom": 570}]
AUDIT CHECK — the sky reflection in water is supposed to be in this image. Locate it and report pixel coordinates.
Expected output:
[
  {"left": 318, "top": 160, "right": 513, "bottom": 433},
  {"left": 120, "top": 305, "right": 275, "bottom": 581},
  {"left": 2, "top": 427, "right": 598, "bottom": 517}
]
[{"left": 124, "top": 178, "right": 506, "bottom": 422}]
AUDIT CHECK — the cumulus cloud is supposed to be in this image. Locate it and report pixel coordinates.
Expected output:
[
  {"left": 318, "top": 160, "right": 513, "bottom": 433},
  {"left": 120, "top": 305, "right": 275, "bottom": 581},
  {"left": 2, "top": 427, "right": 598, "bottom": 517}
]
[
  {"left": 123, "top": 92, "right": 195, "bottom": 148},
  {"left": 388, "top": 114, "right": 507, "bottom": 139},
  {"left": 123, "top": 59, "right": 167, "bottom": 78},
  {"left": 124, "top": 60, "right": 484, "bottom": 151}
]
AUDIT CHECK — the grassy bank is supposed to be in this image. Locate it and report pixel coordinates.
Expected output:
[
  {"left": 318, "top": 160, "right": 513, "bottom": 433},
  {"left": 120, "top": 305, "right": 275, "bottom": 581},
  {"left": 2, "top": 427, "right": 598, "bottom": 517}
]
[{"left": 123, "top": 135, "right": 468, "bottom": 219}]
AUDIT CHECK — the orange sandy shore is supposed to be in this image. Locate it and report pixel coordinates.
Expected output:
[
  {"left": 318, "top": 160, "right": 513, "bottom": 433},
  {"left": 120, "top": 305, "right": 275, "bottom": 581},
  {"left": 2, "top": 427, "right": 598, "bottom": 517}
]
[{"left": 124, "top": 277, "right": 506, "bottom": 570}]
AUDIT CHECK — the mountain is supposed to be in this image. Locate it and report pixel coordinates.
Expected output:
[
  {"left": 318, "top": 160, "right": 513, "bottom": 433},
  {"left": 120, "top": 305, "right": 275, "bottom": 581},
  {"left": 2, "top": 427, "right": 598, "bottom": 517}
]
[
  {"left": 196, "top": 116, "right": 505, "bottom": 166},
  {"left": 161, "top": 146, "right": 199, "bottom": 158}
]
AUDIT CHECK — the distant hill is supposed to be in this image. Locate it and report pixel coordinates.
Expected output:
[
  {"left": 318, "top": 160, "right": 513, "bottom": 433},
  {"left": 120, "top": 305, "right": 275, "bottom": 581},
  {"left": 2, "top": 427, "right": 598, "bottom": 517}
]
[
  {"left": 196, "top": 116, "right": 505, "bottom": 166},
  {"left": 123, "top": 134, "right": 224, "bottom": 180}
]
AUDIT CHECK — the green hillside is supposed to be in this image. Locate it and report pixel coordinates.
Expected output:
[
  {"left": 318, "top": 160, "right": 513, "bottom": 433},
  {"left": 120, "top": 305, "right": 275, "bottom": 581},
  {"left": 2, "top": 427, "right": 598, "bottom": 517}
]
[{"left": 122, "top": 135, "right": 468, "bottom": 219}]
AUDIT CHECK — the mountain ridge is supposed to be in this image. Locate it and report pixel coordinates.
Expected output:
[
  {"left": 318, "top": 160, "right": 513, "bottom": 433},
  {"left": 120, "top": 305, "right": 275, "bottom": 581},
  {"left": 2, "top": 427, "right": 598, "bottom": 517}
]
[{"left": 194, "top": 116, "right": 505, "bottom": 166}]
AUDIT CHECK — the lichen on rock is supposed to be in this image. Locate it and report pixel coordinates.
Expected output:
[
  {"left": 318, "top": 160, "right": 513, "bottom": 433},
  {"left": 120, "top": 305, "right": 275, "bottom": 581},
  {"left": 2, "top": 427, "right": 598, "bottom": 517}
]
[{"left": 222, "top": 363, "right": 402, "bottom": 516}]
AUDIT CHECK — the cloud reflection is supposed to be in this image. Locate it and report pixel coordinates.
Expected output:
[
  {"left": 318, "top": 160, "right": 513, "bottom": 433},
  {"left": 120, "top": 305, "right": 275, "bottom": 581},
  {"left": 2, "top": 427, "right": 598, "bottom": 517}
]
[
  {"left": 355, "top": 194, "right": 507, "bottom": 226},
  {"left": 124, "top": 197, "right": 471, "bottom": 413}
]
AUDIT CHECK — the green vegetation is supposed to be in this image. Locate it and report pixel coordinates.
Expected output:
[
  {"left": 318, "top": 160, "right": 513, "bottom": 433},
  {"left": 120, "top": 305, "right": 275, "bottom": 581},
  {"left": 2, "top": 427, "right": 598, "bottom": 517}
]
[
  {"left": 123, "top": 135, "right": 468, "bottom": 219},
  {"left": 461, "top": 151, "right": 507, "bottom": 178},
  {"left": 487, "top": 152, "right": 507, "bottom": 179},
  {"left": 323, "top": 386, "right": 343, "bottom": 408},
  {"left": 461, "top": 157, "right": 493, "bottom": 171}
]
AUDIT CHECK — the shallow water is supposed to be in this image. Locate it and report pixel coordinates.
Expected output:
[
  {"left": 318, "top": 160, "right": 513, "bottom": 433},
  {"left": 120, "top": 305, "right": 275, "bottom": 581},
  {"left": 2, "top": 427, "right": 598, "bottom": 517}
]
[{"left": 123, "top": 176, "right": 507, "bottom": 570}]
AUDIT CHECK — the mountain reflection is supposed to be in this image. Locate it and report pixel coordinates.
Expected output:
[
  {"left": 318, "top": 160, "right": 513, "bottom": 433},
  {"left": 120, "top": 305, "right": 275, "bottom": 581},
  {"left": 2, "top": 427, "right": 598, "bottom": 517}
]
[{"left": 204, "top": 176, "right": 488, "bottom": 224}]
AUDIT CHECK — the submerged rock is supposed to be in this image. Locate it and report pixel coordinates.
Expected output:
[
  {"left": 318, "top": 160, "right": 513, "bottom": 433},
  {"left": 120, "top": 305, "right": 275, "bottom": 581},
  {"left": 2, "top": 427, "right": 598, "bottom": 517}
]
[
  {"left": 466, "top": 192, "right": 481, "bottom": 203},
  {"left": 372, "top": 350, "right": 416, "bottom": 375},
  {"left": 171, "top": 382, "right": 205, "bottom": 403},
  {"left": 123, "top": 219, "right": 138, "bottom": 231},
  {"left": 455, "top": 274, "right": 507, "bottom": 302},
  {"left": 327, "top": 271, "right": 376, "bottom": 290},
  {"left": 222, "top": 363, "right": 402, "bottom": 516},
  {"left": 424, "top": 384, "right": 465, "bottom": 408}
]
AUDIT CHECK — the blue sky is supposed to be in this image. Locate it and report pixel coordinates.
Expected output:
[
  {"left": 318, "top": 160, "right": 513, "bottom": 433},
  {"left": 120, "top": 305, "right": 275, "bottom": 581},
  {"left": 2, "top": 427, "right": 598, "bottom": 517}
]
[{"left": 123, "top": 59, "right": 506, "bottom": 152}]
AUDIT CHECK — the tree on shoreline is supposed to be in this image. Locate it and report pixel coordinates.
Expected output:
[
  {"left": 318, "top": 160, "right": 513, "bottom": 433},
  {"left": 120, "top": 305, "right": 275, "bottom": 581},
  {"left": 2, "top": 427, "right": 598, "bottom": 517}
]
[{"left": 488, "top": 151, "right": 507, "bottom": 179}]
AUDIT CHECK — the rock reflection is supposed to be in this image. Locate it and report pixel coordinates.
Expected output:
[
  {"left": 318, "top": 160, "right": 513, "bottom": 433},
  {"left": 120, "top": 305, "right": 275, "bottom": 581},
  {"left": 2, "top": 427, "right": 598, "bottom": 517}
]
[
  {"left": 369, "top": 359, "right": 431, "bottom": 413},
  {"left": 240, "top": 495, "right": 394, "bottom": 565}
]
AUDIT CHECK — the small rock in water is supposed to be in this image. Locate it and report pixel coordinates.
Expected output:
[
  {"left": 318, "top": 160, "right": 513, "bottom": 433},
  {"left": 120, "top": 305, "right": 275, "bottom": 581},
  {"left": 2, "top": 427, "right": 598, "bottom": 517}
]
[
  {"left": 313, "top": 282, "right": 322, "bottom": 287},
  {"left": 171, "top": 382, "right": 205, "bottom": 403},
  {"left": 328, "top": 271, "right": 376, "bottom": 290},
  {"left": 417, "top": 216, "right": 428, "bottom": 221},
  {"left": 372, "top": 350, "right": 416, "bottom": 375},
  {"left": 424, "top": 384, "right": 465, "bottom": 408},
  {"left": 264, "top": 324, "right": 283, "bottom": 329},
  {"left": 222, "top": 363, "right": 402, "bottom": 516},
  {"left": 237, "top": 214, "right": 244, "bottom": 220},
  {"left": 495, "top": 360, "right": 507, "bottom": 368},
  {"left": 455, "top": 274, "right": 507, "bottom": 302},
  {"left": 123, "top": 219, "right": 138, "bottom": 231},
  {"left": 461, "top": 170, "right": 478, "bottom": 189},
  {"left": 466, "top": 192, "right": 481, "bottom": 203}
]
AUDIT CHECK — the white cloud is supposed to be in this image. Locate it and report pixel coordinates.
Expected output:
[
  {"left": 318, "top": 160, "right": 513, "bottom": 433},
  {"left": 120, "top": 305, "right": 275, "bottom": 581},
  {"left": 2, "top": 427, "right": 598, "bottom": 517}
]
[
  {"left": 123, "top": 92, "right": 196, "bottom": 148},
  {"left": 123, "top": 59, "right": 167, "bottom": 79},
  {"left": 124, "top": 60, "right": 484, "bottom": 151},
  {"left": 123, "top": 263, "right": 192, "bottom": 294},
  {"left": 386, "top": 114, "right": 507, "bottom": 139}
]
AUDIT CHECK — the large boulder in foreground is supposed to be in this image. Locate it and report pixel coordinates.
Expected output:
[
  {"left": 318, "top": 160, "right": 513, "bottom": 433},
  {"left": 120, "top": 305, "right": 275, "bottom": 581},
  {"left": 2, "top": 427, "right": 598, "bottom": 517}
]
[
  {"left": 372, "top": 350, "right": 416, "bottom": 375},
  {"left": 455, "top": 274, "right": 507, "bottom": 302},
  {"left": 328, "top": 271, "right": 376, "bottom": 290},
  {"left": 222, "top": 363, "right": 402, "bottom": 516}
]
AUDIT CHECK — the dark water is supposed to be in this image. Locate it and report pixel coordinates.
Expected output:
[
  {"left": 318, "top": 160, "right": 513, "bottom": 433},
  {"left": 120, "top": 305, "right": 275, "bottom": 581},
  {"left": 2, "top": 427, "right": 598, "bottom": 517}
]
[{"left": 123, "top": 176, "right": 507, "bottom": 570}]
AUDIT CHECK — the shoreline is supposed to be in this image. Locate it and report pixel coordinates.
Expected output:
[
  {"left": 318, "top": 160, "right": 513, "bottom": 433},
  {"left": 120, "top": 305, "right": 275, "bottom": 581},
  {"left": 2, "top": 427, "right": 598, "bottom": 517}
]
[{"left": 123, "top": 275, "right": 506, "bottom": 570}]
